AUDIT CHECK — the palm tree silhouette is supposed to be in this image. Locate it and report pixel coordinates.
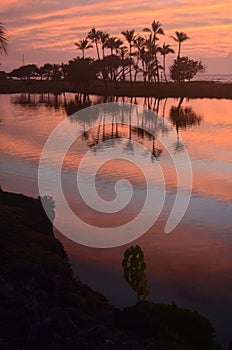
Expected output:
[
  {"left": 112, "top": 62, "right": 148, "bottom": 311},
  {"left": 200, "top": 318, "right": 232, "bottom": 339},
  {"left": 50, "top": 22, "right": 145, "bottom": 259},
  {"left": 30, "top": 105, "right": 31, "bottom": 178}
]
[
  {"left": 103, "top": 37, "right": 123, "bottom": 81},
  {"left": 105, "top": 36, "right": 123, "bottom": 55},
  {"left": 143, "top": 20, "right": 165, "bottom": 83},
  {"left": 74, "top": 39, "right": 93, "bottom": 59},
  {"left": 169, "top": 98, "right": 202, "bottom": 152},
  {"left": 87, "top": 28, "right": 101, "bottom": 60},
  {"left": 171, "top": 31, "right": 190, "bottom": 58},
  {"left": 0, "top": 23, "right": 8, "bottom": 54},
  {"left": 121, "top": 29, "right": 135, "bottom": 84},
  {"left": 116, "top": 45, "right": 128, "bottom": 80},
  {"left": 99, "top": 31, "right": 109, "bottom": 58},
  {"left": 133, "top": 35, "right": 145, "bottom": 81},
  {"left": 158, "top": 43, "right": 174, "bottom": 82},
  {"left": 143, "top": 20, "right": 165, "bottom": 40},
  {"left": 139, "top": 46, "right": 149, "bottom": 83}
]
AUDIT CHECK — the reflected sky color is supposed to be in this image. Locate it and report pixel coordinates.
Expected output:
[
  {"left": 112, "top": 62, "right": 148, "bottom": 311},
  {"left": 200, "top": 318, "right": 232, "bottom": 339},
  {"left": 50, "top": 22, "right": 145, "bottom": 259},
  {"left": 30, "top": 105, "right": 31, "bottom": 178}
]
[
  {"left": 1, "top": 0, "right": 232, "bottom": 72},
  {"left": 0, "top": 94, "right": 231, "bottom": 202},
  {"left": 0, "top": 93, "right": 232, "bottom": 346}
]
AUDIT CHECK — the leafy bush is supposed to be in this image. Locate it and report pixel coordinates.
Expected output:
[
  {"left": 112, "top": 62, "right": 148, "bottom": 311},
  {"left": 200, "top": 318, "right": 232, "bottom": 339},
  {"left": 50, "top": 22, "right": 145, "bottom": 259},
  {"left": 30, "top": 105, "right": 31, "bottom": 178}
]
[{"left": 170, "top": 57, "right": 205, "bottom": 82}]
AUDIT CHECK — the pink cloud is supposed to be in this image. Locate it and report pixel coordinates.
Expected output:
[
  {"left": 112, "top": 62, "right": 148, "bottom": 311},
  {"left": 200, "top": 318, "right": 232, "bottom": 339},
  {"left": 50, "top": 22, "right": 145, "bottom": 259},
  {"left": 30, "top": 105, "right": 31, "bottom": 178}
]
[{"left": 1, "top": 0, "right": 232, "bottom": 72}]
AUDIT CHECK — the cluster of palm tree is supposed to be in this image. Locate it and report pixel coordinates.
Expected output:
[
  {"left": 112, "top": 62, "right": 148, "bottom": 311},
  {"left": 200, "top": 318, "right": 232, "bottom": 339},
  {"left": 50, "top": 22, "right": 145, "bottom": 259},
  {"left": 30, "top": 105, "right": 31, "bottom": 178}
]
[
  {"left": 1, "top": 20, "right": 195, "bottom": 84},
  {"left": 74, "top": 21, "right": 190, "bottom": 83}
]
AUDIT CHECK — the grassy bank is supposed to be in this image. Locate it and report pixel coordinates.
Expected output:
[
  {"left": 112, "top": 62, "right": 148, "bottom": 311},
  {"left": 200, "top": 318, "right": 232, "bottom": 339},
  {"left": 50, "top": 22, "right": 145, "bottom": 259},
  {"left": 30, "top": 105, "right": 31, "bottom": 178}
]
[
  {"left": 0, "top": 188, "right": 220, "bottom": 349},
  {"left": 0, "top": 78, "right": 232, "bottom": 99}
]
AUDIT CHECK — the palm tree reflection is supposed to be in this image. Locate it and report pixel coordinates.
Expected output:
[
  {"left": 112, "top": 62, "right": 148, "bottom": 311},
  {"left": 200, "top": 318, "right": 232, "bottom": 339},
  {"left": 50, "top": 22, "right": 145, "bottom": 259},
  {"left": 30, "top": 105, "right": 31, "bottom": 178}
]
[
  {"left": 169, "top": 97, "right": 202, "bottom": 152},
  {"left": 170, "top": 101, "right": 202, "bottom": 133},
  {"left": 11, "top": 93, "right": 203, "bottom": 160}
]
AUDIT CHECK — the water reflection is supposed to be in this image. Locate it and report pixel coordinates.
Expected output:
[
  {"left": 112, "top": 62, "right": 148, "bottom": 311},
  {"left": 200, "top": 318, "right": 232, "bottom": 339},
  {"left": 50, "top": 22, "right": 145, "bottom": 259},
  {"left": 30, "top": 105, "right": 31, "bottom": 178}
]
[
  {"left": 10, "top": 93, "right": 203, "bottom": 163},
  {"left": 1, "top": 93, "right": 232, "bottom": 348},
  {"left": 170, "top": 104, "right": 202, "bottom": 132},
  {"left": 6, "top": 93, "right": 232, "bottom": 204},
  {"left": 10, "top": 93, "right": 201, "bottom": 125},
  {"left": 168, "top": 98, "right": 202, "bottom": 153}
]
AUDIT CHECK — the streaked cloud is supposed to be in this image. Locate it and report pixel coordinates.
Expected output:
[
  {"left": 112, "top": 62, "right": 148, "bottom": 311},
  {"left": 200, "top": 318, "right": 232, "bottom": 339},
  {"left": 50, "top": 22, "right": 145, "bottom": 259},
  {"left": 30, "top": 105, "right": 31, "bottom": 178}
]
[{"left": 1, "top": 0, "right": 232, "bottom": 72}]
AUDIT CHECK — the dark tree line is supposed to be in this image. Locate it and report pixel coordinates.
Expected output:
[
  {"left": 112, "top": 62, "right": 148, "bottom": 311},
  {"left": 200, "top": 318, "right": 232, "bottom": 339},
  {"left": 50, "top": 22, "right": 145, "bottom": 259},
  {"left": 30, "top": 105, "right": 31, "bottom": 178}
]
[
  {"left": 9, "top": 63, "right": 67, "bottom": 81},
  {"left": 1, "top": 20, "right": 205, "bottom": 84}
]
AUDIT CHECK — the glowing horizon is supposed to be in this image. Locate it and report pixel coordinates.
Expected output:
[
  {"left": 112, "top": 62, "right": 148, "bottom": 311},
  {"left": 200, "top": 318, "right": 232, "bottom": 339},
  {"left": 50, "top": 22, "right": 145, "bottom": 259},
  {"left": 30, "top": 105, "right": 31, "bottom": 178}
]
[{"left": 1, "top": 0, "right": 232, "bottom": 73}]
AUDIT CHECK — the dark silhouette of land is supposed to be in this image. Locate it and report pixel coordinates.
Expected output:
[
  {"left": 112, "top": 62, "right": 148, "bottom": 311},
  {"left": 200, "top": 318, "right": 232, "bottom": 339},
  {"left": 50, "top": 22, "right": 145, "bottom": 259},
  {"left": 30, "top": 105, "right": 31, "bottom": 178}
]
[
  {"left": 0, "top": 188, "right": 220, "bottom": 349},
  {"left": 1, "top": 79, "right": 232, "bottom": 99}
]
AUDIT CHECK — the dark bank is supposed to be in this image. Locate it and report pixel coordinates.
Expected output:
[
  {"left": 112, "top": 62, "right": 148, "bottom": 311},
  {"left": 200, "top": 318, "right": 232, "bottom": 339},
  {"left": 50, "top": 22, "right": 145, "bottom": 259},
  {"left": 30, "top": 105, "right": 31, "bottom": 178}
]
[{"left": 0, "top": 188, "right": 221, "bottom": 349}]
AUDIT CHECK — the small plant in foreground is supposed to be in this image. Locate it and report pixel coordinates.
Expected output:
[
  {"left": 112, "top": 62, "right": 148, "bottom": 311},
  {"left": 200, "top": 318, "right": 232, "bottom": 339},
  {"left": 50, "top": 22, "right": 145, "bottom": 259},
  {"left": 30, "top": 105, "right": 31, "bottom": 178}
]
[{"left": 122, "top": 245, "right": 149, "bottom": 302}]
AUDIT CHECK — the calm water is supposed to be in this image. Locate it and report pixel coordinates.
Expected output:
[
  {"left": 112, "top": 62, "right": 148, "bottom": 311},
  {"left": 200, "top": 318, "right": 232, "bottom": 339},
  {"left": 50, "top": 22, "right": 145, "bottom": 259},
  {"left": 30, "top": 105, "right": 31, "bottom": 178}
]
[
  {"left": 0, "top": 93, "right": 232, "bottom": 348},
  {"left": 193, "top": 73, "right": 232, "bottom": 83}
]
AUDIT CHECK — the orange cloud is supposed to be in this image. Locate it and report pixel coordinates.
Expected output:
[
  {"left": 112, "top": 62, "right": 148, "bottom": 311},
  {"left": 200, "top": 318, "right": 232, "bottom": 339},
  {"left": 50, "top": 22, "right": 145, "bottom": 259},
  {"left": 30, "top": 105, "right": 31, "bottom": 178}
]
[{"left": 1, "top": 0, "right": 232, "bottom": 70}]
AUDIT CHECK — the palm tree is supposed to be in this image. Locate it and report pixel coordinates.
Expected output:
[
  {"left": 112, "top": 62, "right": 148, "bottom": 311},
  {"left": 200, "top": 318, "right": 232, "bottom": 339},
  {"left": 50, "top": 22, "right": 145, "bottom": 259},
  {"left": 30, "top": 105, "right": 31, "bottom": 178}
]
[
  {"left": 171, "top": 31, "right": 190, "bottom": 58},
  {"left": 144, "top": 35, "right": 159, "bottom": 82},
  {"left": 103, "top": 37, "right": 123, "bottom": 81},
  {"left": 121, "top": 29, "right": 135, "bottom": 83},
  {"left": 133, "top": 35, "right": 145, "bottom": 81},
  {"left": 105, "top": 36, "right": 123, "bottom": 55},
  {"left": 87, "top": 28, "right": 101, "bottom": 60},
  {"left": 116, "top": 45, "right": 128, "bottom": 80},
  {"left": 0, "top": 23, "right": 8, "bottom": 54},
  {"left": 148, "top": 60, "right": 163, "bottom": 83},
  {"left": 105, "top": 36, "right": 116, "bottom": 55},
  {"left": 143, "top": 20, "right": 165, "bottom": 83},
  {"left": 139, "top": 46, "right": 149, "bottom": 83},
  {"left": 99, "top": 31, "right": 109, "bottom": 58},
  {"left": 143, "top": 20, "right": 165, "bottom": 40},
  {"left": 158, "top": 43, "right": 174, "bottom": 82},
  {"left": 116, "top": 45, "right": 128, "bottom": 59},
  {"left": 74, "top": 39, "right": 93, "bottom": 59}
]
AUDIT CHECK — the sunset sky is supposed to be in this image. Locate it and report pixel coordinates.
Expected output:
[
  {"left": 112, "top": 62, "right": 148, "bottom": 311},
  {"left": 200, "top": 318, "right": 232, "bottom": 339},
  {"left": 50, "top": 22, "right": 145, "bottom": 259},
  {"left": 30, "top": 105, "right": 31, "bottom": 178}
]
[{"left": 1, "top": 0, "right": 232, "bottom": 73}]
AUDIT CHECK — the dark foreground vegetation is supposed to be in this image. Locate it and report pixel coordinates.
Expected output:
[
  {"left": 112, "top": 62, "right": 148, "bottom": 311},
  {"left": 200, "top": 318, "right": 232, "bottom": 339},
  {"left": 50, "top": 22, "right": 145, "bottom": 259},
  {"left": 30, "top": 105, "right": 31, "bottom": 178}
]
[
  {"left": 1, "top": 78, "right": 232, "bottom": 99},
  {"left": 0, "top": 188, "right": 221, "bottom": 349}
]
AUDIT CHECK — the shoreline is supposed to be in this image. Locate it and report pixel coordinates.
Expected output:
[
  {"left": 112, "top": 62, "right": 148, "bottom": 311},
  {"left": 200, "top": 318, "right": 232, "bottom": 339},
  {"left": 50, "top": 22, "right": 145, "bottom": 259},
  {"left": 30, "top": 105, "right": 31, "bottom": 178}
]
[
  {"left": 0, "top": 188, "right": 220, "bottom": 349},
  {"left": 0, "top": 79, "right": 232, "bottom": 99}
]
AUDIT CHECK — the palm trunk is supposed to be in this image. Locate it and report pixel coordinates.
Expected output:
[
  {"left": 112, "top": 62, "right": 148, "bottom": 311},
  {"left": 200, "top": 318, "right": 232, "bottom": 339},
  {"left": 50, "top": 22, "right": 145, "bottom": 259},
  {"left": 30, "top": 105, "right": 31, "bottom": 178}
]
[
  {"left": 178, "top": 42, "right": 181, "bottom": 59},
  {"left": 121, "top": 52, "right": 125, "bottom": 81},
  {"left": 129, "top": 44, "right": 132, "bottom": 85},
  {"left": 163, "top": 55, "right": 167, "bottom": 82},
  {"left": 96, "top": 40, "right": 107, "bottom": 89},
  {"left": 142, "top": 60, "right": 146, "bottom": 83},
  {"left": 134, "top": 52, "right": 139, "bottom": 82},
  {"left": 155, "top": 52, "right": 159, "bottom": 83},
  {"left": 95, "top": 41, "right": 100, "bottom": 60},
  {"left": 153, "top": 33, "right": 159, "bottom": 84}
]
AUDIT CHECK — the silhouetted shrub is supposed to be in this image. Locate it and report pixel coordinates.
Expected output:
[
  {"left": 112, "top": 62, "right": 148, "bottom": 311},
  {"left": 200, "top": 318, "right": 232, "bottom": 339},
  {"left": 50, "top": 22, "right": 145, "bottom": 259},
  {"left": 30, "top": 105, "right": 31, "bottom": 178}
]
[
  {"left": 170, "top": 57, "right": 205, "bottom": 82},
  {"left": 66, "top": 57, "right": 99, "bottom": 90}
]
